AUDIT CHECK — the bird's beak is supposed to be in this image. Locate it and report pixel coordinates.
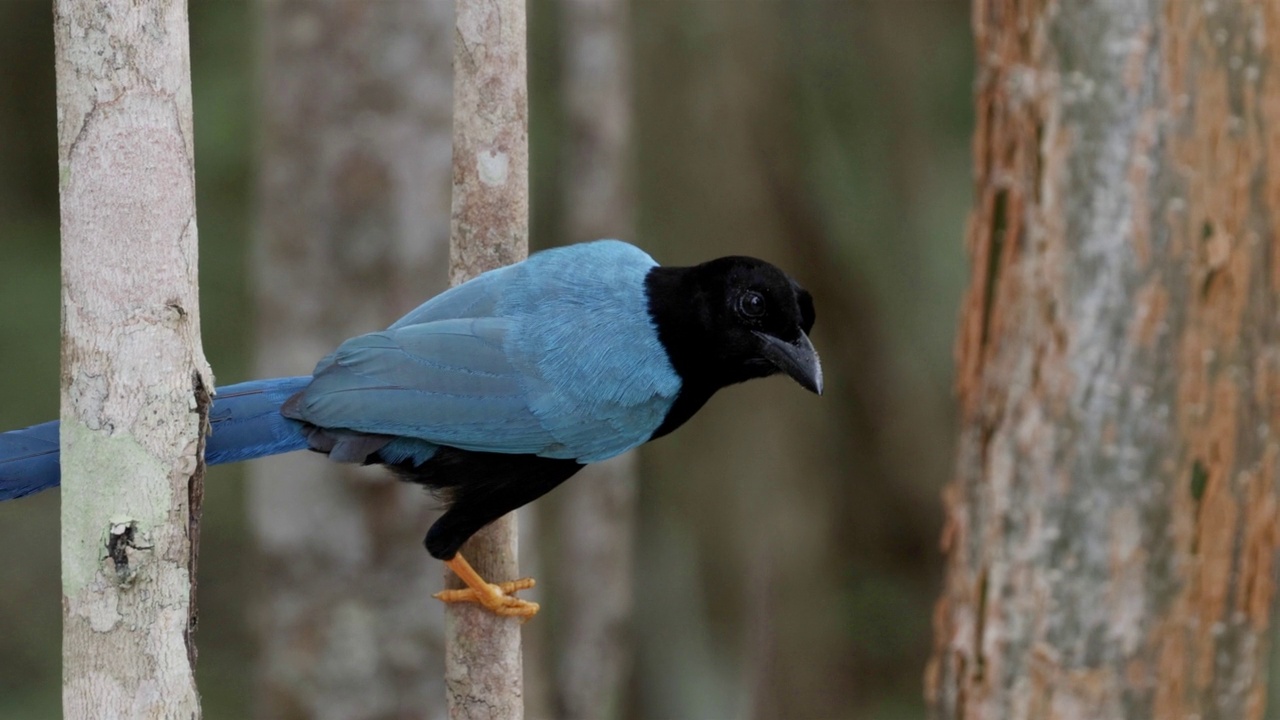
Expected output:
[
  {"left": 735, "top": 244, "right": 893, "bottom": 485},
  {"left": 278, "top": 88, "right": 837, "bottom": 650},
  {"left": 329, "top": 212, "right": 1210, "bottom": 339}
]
[{"left": 754, "top": 331, "right": 823, "bottom": 395}]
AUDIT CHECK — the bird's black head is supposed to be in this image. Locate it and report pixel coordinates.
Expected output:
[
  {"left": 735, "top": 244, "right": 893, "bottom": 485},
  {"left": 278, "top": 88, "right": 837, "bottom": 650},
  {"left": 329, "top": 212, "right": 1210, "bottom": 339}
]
[{"left": 645, "top": 256, "right": 821, "bottom": 404}]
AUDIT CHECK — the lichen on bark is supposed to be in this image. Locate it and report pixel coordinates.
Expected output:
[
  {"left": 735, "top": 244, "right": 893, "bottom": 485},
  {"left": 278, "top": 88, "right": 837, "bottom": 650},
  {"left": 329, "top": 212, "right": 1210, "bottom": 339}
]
[
  {"left": 56, "top": 0, "right": 210, "bottom": 716},
  {"left": 929, "top": 1, "right": 1280, "bottom": 718}
]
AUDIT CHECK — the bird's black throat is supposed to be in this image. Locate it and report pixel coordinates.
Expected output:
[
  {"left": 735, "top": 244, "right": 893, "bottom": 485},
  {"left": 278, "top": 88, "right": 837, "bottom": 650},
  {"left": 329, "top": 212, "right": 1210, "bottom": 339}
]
[{"left": 644, "top": 264, "right": 763, "bottom": 440}]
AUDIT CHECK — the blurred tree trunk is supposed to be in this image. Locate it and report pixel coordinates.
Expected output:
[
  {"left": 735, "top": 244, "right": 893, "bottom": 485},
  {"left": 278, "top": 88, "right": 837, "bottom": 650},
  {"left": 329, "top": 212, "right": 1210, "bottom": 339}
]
[
  {"left": 249, "top": 1, "right": 453, "bottom": 718},
  {"left": 443, "top": 0, "right": 528, "bottom": 717},
  {"left": 552, "top": 1, "right": 637, "bottom": 718},
  {"left": 929, "top": 1, "right": 1280, "bottom": 718},
  {"left": 54, "top": 0, "right": 211, "bottom": 717}
]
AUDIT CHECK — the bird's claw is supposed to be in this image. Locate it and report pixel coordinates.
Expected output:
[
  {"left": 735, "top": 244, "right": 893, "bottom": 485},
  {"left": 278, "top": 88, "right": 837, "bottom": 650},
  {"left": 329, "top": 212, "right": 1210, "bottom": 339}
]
[{"left": 434, "top": 577, "right": 539, "bottom": 619}]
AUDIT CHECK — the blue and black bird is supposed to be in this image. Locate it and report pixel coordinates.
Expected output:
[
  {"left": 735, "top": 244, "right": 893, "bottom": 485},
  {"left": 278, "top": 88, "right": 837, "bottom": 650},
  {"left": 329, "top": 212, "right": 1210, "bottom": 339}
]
[{"left": 0, "top": 240, "right": 820, "bottom": 617}]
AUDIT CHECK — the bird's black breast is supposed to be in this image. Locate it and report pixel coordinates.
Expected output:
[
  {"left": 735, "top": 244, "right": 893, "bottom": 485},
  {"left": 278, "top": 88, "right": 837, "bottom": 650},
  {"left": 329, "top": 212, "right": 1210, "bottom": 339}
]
[{"left": 383, "top": 447, "right": 582, "bottom": 560}]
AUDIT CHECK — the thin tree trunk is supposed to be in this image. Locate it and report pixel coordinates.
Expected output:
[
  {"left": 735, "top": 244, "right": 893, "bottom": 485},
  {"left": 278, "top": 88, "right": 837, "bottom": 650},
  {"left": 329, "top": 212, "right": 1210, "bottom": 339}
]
[
  {"left": 55, "top": 0, "right": 210, "bottom": 716},
  {"left": 928, "top": 1, "right": 1280, "bottom": 718},
  {"left": 553, "top": 455, "right": 637, "bottom": 720},
  {"left": 553, "top": 0, "right": 637, "bottom": 717},
  {"left": 249, "top": 1, "right": 454, "bottom": 718},
  {"left": 444, "top": 0, "right": 528, "bottom": 716}
]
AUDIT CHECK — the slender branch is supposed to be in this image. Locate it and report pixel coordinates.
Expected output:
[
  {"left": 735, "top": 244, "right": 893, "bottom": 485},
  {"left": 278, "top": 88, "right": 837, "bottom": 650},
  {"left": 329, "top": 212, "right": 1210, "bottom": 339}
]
[{"left": 445, "top": 0, "right": 529, "bottom": 716}]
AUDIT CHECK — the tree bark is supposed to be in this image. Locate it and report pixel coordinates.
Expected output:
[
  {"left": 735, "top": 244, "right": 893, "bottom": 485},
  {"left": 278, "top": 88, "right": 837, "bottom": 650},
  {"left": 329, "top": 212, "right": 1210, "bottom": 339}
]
[
  {"left": 249, "top": 1, "right": 454, "bottom": 718},
  {"left": 444, "top": 0, "right": 528, "bottom": 716},
  {"left": 55, "top": 0, "right": 211, "bottom": 716},
  {"left": 928, "top": 1, "right": 1280, "bottom": 718},
  {"left": 553, "top": 0, "right": 637, "bottom": 717}
]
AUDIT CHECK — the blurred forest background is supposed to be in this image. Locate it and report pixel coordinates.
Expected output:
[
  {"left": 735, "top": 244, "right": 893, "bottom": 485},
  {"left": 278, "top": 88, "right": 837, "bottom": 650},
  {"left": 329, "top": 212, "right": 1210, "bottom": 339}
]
[{"left": 0, "top": 0, "right": 973, "bottom": 718}]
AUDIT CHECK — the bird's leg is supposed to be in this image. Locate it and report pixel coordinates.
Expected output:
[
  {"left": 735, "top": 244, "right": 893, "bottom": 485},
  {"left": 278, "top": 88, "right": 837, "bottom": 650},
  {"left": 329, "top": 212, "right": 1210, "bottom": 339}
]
[{"left": 433, "top": 552, "right": 539, "bottom": 619}]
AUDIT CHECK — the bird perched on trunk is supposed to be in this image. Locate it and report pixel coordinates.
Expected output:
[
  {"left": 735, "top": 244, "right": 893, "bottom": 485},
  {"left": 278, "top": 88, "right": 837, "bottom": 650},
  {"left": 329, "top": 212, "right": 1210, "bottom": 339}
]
[{"left": 0, "top": 240, "right": 820, "bottom": 618}]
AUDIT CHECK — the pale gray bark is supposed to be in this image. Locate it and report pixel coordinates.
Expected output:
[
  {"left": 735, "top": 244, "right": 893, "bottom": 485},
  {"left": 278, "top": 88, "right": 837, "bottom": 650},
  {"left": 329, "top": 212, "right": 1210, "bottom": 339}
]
[
  {"left": 55, "top": 0, "right": 210, "bottom": 716},
  {"left": 445, "top": 0, "right": 529, "bottom": 716},
  {"left": 249, "top": 1, "right": 454, "bottom": 718},
  {"left": 448, "top": 0, "right": 530, "bottom": 286},
  {"left": 929, "top": 1, "right": 1280, "bottom": 718},
  {"left": 553, "top": 0, "right": 637, "bottom": 717}
]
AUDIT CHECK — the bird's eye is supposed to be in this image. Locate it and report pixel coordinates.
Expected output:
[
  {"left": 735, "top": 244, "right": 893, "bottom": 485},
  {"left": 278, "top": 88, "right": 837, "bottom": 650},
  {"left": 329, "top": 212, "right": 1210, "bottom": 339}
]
[{"left": 737, "top": 291, "right": 766, "bottom": 319}]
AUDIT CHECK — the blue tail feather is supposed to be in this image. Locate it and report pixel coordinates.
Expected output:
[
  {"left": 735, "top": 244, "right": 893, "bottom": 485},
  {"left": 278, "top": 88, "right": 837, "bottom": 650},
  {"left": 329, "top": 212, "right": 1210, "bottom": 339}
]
[
  {"left": 0, "top": 420, "right": 59, "bottom": 501},
  {"left": 205, "top": 377, "right": 312, "bottom": 464},
  {"left": 0, "top": 376, "right": 313, "bottom": 501}
]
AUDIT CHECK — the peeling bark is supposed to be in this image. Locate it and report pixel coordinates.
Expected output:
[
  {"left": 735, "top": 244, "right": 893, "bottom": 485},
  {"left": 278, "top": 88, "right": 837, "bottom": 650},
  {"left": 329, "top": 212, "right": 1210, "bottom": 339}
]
[
  {"left": 55, "top": 0, "right": 211, "bottom": 716},
  {"left": 552, "top": 0, "right": 637, "bottom": 717},
  {"left": 250, "top": 1, "right": 454, "bottom": 718},
  {"left": 445, "top": 0, "right": 528, "bottom": 717},
  {"left": 929, "top": 1, "right": 1280, "bottom": 718}
]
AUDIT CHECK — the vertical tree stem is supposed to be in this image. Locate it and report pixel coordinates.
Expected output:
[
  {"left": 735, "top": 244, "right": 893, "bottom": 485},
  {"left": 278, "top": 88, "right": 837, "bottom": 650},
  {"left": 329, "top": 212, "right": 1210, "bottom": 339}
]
[
  {"left": 554, "top": 0, "right": 637, "bottom": 717},
  {"left": 55, "top": 0, "right": 210, "bottom": 716},
  {"left": 250, "top": 1, "right": 455, "bottom": 717},
  {"left": 446, "top": 0, "right": 529, "bottom": 717}
]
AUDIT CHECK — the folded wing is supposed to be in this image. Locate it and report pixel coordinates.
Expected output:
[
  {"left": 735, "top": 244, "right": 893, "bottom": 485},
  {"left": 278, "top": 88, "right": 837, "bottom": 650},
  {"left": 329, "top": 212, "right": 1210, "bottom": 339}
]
[{"left": 287, "top": 315, "right": 675, "bottom": 463}]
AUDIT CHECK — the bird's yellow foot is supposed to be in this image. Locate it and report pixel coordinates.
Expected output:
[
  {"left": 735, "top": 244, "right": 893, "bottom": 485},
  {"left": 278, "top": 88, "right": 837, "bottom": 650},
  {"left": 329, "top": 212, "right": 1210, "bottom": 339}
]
[{"left": 434, "top": 553, "right": 540, "bottom": 619}]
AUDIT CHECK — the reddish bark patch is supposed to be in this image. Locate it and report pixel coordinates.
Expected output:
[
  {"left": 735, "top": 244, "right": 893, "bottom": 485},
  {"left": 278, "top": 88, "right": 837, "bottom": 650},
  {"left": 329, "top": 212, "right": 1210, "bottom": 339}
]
[{"left": 933, "top": 0, "right": 1280, "bottom": 718}]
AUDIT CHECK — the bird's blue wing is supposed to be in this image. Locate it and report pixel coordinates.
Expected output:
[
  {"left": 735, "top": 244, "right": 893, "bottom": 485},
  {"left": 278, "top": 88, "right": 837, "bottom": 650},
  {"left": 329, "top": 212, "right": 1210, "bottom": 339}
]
[
  {"left": 291, "top": 317, "right": 679, "bottom": 463},
  {"left": 293, "top": 318, "right": 557, "bottom": 456},
  {"left": 295, "top": 240, "right": 683, "bottom": 463},
  {"left": 494, "top": 240, "right": 683, "bottom": 460}
]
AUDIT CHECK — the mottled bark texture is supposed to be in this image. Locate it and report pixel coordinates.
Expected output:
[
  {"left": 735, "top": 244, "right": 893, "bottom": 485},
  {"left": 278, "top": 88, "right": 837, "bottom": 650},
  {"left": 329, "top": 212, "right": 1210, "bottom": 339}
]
[
  {"left": 249, "top": 1, "right": 453, "bottom": 718},
  {"left": 928, "top": 1, "right": 1280, "bottom": 718},
  {"left": 445, "top": 0, "right": 529, "bottom": 717},
  {"left": 553, "top": 0, "right": 637, "bottom": 717},
  {"left": 55, "top": 0, "right": 211, "bottom": 716}
]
